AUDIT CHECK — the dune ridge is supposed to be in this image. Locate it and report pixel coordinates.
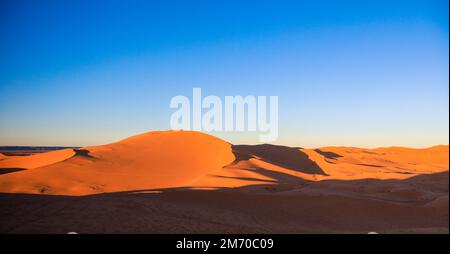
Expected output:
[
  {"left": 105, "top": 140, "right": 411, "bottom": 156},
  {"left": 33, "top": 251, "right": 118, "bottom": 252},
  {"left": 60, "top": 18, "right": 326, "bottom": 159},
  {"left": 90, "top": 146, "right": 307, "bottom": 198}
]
[{"left": 0, "top": 130, "right": 448, "bottom": 196}]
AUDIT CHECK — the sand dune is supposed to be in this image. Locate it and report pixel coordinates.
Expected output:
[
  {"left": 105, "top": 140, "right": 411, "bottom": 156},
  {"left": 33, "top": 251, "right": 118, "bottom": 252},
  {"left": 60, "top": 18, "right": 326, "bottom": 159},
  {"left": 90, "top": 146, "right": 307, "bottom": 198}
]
[
  {"left": 0, "top": 130, "right": 448, "bottom": 195},
  {"left": 301, "top": 145, "right": 449, "bottom": 180},
  {"left": 0, "top": 130, "right": 447, "bottom": 233},
  {"left": 0, "top": 149, "right": 75, "bottom": 170},
  {"left": 0, "top": 131, "right": 235, "bottom": 195},
  {"left": 191, "top": 143, "right": 448, "bottom": 188}
]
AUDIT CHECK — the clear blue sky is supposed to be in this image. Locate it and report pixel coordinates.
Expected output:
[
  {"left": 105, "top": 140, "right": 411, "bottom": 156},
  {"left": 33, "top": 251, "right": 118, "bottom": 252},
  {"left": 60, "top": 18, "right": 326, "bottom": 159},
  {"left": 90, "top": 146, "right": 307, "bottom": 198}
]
[{"left": 0, "top": 0, "right": 448, "bottom": 147}]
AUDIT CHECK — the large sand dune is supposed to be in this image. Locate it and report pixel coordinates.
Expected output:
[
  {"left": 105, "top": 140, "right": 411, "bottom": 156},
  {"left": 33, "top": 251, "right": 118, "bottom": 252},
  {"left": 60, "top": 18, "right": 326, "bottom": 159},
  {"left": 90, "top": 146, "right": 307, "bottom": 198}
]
[
  {"left": 0, "top": 130, "right": 448, "bottom": 233},
  {"left": 0, "top": 131, "right": 235, "bottom": 195}
]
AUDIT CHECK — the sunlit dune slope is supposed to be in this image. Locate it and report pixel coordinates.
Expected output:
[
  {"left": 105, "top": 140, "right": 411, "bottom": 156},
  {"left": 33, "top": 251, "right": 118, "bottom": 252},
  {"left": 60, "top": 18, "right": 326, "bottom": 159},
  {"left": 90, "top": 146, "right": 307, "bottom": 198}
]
[
  {"left": 0, "top": 149, "right": 75, "bottom": 170},
  {"left": 0, "top": 131, "right": 235, "bottom": 195},
  {"left": 191, "top": 144, "right": 449, "bottom": 187},
  {"left": 301, "top": 145, "right": 449, "bottom": 180}
]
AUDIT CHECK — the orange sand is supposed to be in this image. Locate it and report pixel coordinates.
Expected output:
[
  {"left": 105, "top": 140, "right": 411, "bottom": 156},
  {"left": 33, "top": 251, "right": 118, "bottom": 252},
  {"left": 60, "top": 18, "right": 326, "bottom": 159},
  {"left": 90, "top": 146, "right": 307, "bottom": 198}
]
[
  {"left": 0, "top": 130, "right": 448, "bottom": 233},
  {"left": 0, "top": 130, "right": 447, "bottom": 195},
  {"left": 0, "top": 131, "right": 234, "bottom": 194},
  {"left": 0, "top": 149, "right": 75, "bottom": 170}
]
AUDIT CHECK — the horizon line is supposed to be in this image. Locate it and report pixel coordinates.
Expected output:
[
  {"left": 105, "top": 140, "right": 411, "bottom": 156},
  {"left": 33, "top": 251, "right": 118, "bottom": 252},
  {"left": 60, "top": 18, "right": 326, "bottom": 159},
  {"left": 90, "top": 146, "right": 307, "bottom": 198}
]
[{"left": 0, "top": 130, "right": 448, "bottom": 150}]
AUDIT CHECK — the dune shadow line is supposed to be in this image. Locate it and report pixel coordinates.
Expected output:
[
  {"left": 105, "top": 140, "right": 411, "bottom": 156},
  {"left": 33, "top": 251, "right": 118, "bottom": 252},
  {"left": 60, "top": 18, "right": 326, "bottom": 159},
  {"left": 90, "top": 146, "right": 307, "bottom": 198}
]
[
  {"left": 314, "top": 149, "right": 342, "bottom": 159},
  {"left": 0, "top": 168, "right": 27, "bottom": 175},
  {"left": 231, "top": 144, "right": 327, "bottom": 175}
]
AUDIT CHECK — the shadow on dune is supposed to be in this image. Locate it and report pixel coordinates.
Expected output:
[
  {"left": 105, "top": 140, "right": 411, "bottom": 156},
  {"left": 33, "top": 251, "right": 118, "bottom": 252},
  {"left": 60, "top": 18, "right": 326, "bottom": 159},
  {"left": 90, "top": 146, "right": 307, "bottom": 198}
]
[
  {"left": 314, "top": 149, "right": 342, "bottom": 159},
  {"left": 0, "top": 168, "right": 27, "bottom": 175},
  {"left": 243, "top": 167, "right": 309, "bottom": 185},
  {"left": 231, "top": 144, "right": 327, "bottom": 175},
  {"left": 356, "top": 163, "right": 384, "bottom": 168},
  {"left": 0, "top": 171, "right": 447, "bottom": 233},
  {"left": 128, "top": 170, "right": 449, "bottom": 197},
  {"left": 211, "top": 174, "right": 278, "bottom": 184},
  {"left": 74, "top": 149, "right": 96, "bottom": 159},
  {"left": 210, "top": 166, "right": 310, "bottom": 187}
]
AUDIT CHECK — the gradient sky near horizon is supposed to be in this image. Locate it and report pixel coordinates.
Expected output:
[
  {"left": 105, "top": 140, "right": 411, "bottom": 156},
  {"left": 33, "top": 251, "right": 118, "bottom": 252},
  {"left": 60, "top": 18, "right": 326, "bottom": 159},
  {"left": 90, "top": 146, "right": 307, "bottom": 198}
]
[{"left": 0, "top": 0, "right": 448, "bottom": 148}]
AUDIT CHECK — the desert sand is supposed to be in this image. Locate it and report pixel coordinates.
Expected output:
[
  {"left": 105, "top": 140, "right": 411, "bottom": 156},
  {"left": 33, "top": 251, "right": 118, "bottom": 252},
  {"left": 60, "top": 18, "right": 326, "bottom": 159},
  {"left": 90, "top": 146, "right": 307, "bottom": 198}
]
[{"left": 0, "top": 130, "right": 448, "bottom": 233}]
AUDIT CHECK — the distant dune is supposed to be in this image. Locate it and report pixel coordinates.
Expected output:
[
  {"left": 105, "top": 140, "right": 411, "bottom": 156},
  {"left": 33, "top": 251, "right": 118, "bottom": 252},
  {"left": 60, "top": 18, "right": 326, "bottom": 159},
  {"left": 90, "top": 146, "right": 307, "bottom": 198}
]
[
  {"left": 0, "top": 131, "right": 448, "bottom": 233},
  {"left": 0, "top": 149, "right": 75, "bottom": 170}
]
